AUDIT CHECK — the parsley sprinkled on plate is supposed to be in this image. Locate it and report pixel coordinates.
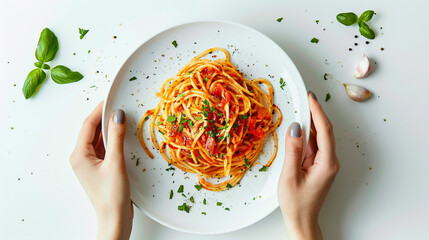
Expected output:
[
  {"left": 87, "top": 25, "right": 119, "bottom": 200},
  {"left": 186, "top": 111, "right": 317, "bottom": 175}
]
[
  {"left": 177, "top": 185, "right": 184, "bottom": 193},
  {"left": 195, "top": 185, "right": 202, "bottom": 191},
  {"left": 311, "top": 37, "right": 319, "bottom": 43},
  {"left": 277, "top": 17, "right": 284, "bottom": 22},
  {"left": 79, "top": 28, "right": 89, "bottom": 39},
  {"left": 259, "top": 165, "right": 267, "bottom": 172},
  {"left": 172, "top": 40, "right": 178, "bottom": 48}
]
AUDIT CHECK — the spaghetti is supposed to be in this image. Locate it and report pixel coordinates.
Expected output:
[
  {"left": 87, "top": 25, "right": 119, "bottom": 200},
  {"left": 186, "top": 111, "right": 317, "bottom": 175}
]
[{"left": 138, "top": 48, "right": 282, "bottom": 191}]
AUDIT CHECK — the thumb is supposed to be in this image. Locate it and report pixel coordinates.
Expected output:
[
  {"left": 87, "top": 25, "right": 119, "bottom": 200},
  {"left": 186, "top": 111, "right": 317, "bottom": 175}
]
[
  {"left": 281, "top": 122, "right": 303, "bottom": 180},
  {"left": 105, "top": 109, "right": 127, "bottom": 163}
]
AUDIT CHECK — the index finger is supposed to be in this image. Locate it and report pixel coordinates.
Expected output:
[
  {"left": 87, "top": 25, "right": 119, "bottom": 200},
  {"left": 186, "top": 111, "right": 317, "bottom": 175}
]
[
  {"left": 75, "top": 101, "right": 104, "bottom": 150},
  {"left": 308, "top": 92, "right": 336, "bottom": 158}
]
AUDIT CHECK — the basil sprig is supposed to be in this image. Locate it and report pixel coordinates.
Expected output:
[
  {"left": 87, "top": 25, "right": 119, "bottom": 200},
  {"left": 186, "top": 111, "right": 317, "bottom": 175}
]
[
  {"left": 22, "top": 69, "right": 47, "bottom": 99},
  {"left": 51, "top": 65, "right": 84, "bottom": 84},
  {"left": 23, "top": 28, "right": 84, "bottom": 99},
  {"left": 336, "top": 10, "right": 376, "bottom": 39}
]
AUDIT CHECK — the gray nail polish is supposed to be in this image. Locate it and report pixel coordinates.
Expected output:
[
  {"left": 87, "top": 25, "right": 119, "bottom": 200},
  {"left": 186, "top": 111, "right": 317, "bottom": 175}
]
[
  {"left": 309, "top": 91, "right": 318, "bottom": 101},
  {"left": 289, "top": 122, "right": 301, "bottom": 138},
  {"left": 113, "top": 109, "right": 125, "bottom": 124}
]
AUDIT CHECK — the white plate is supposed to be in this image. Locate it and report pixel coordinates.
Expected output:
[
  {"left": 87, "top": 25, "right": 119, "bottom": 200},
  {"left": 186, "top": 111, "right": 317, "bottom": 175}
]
[{"left": 102, "top": 20, "right": 310, "bottom": 234}]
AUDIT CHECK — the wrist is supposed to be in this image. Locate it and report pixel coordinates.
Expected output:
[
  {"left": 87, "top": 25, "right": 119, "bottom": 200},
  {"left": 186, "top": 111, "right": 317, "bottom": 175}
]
[
  {"left": 282, "top": 211, "right": 322, "bottom": 240},
  {"left": 97, "top": 209, "right": 132, "bottom": 240}
]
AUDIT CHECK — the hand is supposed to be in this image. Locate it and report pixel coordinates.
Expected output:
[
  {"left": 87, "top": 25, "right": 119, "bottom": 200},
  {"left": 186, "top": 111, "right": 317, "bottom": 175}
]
[
  {"left": 278, "top": 92, "right": 340, "bottom": 240},
  {"left": 70, "top": 102, "right": 133, "bottom": 240}
]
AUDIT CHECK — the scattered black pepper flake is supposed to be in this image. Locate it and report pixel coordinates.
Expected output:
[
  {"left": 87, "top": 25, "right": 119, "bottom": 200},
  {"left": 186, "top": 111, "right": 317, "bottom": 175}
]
[
  {"left": 73, "top": 53, "right": 76, "bottom": 55},
  {"left": 113, "top": 36, "right": 117, "bottom": 39},
  {"left": 325, "top": 93, "right": 331, "bottom": 102},
  {"left": 383, "top": 118, "right": 387, "bottom": 122},
  {"left": 354, "top": 35, "right": 358, "bottom": 38},
  {"left": 354, "top": 43, "right": 358, "bottom": 46},
  {"left": 365, "top": 41, "right": 370, "bottom": 44},
  {"left": 349, "top": 48, "right": 353, "bottom": 51},
  {"left": 381, "top": 47, "right": 384, "bottom": 51}
]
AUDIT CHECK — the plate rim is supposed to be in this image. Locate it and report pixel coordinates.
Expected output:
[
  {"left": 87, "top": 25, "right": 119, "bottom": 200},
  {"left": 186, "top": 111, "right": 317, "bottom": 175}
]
[{"left": 102, "top": 19, "right": 310, "bottom": 234}]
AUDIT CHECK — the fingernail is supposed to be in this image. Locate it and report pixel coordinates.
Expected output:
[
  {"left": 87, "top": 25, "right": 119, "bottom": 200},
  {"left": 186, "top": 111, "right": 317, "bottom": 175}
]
[
  {"left": 309, "top": 91, "right": 318, "bottom": 101},
  {"left": 113, "top": 109, "right": 125, "bottom": 124},
  {"left": 289, "top": 122, "right": 301, "bottom": 138}
]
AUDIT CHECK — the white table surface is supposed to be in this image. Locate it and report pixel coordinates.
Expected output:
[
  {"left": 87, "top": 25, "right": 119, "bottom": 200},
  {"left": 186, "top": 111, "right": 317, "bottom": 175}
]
[{"left": 1, "top": 0, "right": 429, "bottom": 239}]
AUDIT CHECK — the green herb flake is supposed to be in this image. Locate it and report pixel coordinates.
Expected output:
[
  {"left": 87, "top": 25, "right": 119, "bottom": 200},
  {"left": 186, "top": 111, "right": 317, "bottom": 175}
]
[
  {"left": 225, "top": 208, "right": 230, "bottom": 211},
  {"left": 219, "top": 153, "right": 223, "bottom": 158},
  {"left": 79, "top": 28, "right": 89, "bottom": 39},
  {"left": 259, "top": 165, "right": 267, "bottom": 172},
  {"left": 165, "top": 167, "right": 175, "bottom": 171},
  {"left": 316, "top": 20, "right": 320, "bottom": 24},
  {"left": 240, "top": 115, "right": 248, "bottom": 119},
  {"left": 226, "top": 183, "right": 232, "bottom": 188},
  {"left": 144, "top": 116, "right": 149, "bottom": 121},
  {"left": 245, "top": 158, "right": 250, "bottom": 168},
  {"left": 201, "top": 212, "right": 206, "bottom": 215},
  {"left": 167, "top": 115, "right": 177, "bottom": 122},
  {"left": 277, "top": 17, "right": 283, "bottom": 22},
  {"left": 203, "top": 198, "right": 207, "bottom": 205},
  {"left": 178, "top": 124, "right": 184, "bottom": 133},
  {"left": 217, "top": 113, "right": 223, "bottom": 117},
  {"left": 188, "top": 120, "right": 194, "bottom": 127},
  {"left": 279, "top": 78, "right": 286, "bottom": 90},
  {"left": 325, "top": 93, "right": 331, "bottom": 102},
  {"left": 88, "top": 50, "right": 91, "bottom": 53},
  {"left": 323, "top": 73, "right": 329, "bottom": 80},
  {"left": 311, "top": 37, "right": 319, "bottom": 43},
  {"left": 190, "top": 196, "right": 195, "bottom": 203},
  {"left": 177, "top": 93, "right": 186, "bottom": 97},
  {"left": 217, "top": 202, "right": 222, "bottom": 206},
  {"left": 169, "top": 190, "right": 173, "bottom": 199},
  {"left": 90, "top": 85, "right": 96, "bottom": 88},
  {"left": 177, "top": 185, "right": 184, "bottom": 193},
  {"left": 159, "top": 130, "right": 165, "bottom": 135},
  {"left": 178, "top": 203, "right": 191, "bottom": 213},
  {"left": 136, "top": 158, "right": 140, "bottom": 166},
  {"left": 195, "top": 185, "right": 203, "bottom": 191},
  {"left": 204, "top": 77, "right": 208, "bottom": 82},
  {"left": 182, "top": 193, "right": 187, "bottom": 198},
  {"left": 195, "top": 117, "right": 202, "bottom": 121},
  {"left": 129, "top": 76, "right": 137, "bottom": 81},
  {"left": 172, "top": 40, "right": 178, "bottom": 48}
]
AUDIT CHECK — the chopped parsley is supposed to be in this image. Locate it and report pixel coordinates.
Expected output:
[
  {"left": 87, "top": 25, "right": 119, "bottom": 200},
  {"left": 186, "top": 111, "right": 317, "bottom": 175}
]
[
  {"left": 245, "top": 158, "right": 250, "bottom": 168},
  {"left": 178, "top": 124, "right": 184, "bottom": 133},
  {"left": 165, "top": 167, "right": 175, "bottom": 171},
  {"left": 136, "top": 158, "right": 140, "bottom": 166},
  {"left": 188, "top": 120, "right": 194, "bottom": 127},
  {"left": 219, "top": 153, "right": 223, "bottom": 158},
  {"left": 144, "top": 116, "right": 149, "bottom": 121},
  {"left": 179, "top": 115, "right": 187, "bottom": 124},
  {"left": 195, "top": 185, "right": 202, "bottom": 190},
  {"left": 204, "top": 77, "right": 208, "bottom": 82},
  {"left": 159, "top": 130, "right": 165, "bottom": 135},
  {"left": 190, "top": 196, "right": 195, "bottom": 203},
  {"left": 233, "top": 123, "right": 239, "bottom": 128},
  {"left": 323, "top": 73, "right": 329, "bottom": 80},
  {"left": 226, "top": 183, "right": 232, "bottom": 188},
  {"left": 88, "top": 50, "right": 91, "bottom": 53},
  {"left": 129, "top": 76, "right": 137, "bottom": 81},
  {"left": 79, "top": 28, "right": 89, "bottom": 39},
  {"left": 227, "top": 132, "right": 231, "bottom": 138},
  {"left": 225, "top": 208, "right": 230, "bottom": 211},
  {"left": 195, "top": 117, "right": 202, "bottom": 121},
  {"left": 181, "top": 193, "right": 186, "bottom": 198},
  {"left": 217, "top": 202, "right": 222, "bottom": 206},
  {"left": 90, "top": 85, "right": 96, "bottom": 88},
  {"left": 217, "top": 113, "right": 223, "bottom": 117},
  {"left": 218, "top": 136, "right": 224, "bottom": 141},
  {"left": 201, "top": 212, "right": 207, "bottom": 215},
  {"left": 240, "top": 115, "right": 248, "bottom": 119},
  {"left": 158, "top": 121, "right": 162, "bottom": 125},
  {"left": 203, "top": 198, "right": 207, "bottom": 205},
  {"left": 280, "top": 78, "right": 286, "bottom": 90},
  {"left": 177, "top": 93, "right": 186, "bottom": 97},
  {"left": 177, "top": 185, "right": 184, "bottom": 193},
  {"left": 217, "top": 124, "right": 229, "bottom": 130},
  {"left": 259, "top": 165, "right": 267, "bottom": 172},
  {"left": 311, "top": 37, "right": 319, "bottom": 43},
  {"left": 178, "top": 203, "right": 190, "bottom": 213},
  {"left": 325, "top": 93, "right": 331, "bottom": 102},
  {"left": 316, "top": 20, "right": 320, "bottom": 24},
  {"left": 277, "top": 17, "right": 284, "bottom": 22},
  {"left": 172, "top": 40, "right": 178, "bottom": 48},
  {"left": 169, "top": 190, "right": 173, "bottom": 199},
  {"left": 167, "top": 115, "right": 176, "bottom": 122}
]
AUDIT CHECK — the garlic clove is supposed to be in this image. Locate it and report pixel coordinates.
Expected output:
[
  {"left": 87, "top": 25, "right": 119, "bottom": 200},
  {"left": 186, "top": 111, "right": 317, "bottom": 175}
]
[
  {"left": 343, "top": 84, "right": 371, "bottom": 102},
  {"left": 353, "top": 54, "right": 371, "bottom": 79}
]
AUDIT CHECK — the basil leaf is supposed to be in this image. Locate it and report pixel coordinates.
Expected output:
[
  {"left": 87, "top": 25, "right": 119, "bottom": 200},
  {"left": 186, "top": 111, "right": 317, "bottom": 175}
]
[
  {"left": 35, "top": 28, "right": 59, "bottom": 62},
  {"left": 359, "top": 22, "right": 375, "bottom": 39},
  {"left": 167, "top": 115, "right": 176, "bottom": 122},
  {"left": 22, "top": 68, "right": 47, "bottom": 99},
  {"left": 336, "top": 12, "right": 358, "bottom": 26},
  {"left": 358, "top": 10, "right": 374, "bottom": 23},
  {"left": 34, "top": 62, "right": 50, "bottom": 70},
  {"left": 79, "top": 28, "right": 89, "bottom": 39},
  {"left": 51, "top": 65, "right": 84, "bottom": 84}
]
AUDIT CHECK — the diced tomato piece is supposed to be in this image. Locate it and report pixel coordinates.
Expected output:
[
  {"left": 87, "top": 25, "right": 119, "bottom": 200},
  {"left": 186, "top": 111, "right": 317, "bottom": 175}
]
[
  {"left": 206, "top": 136, "right": 216, "bottom": 155},
  {"left": 249, "top": 118, "right": 264, "bottom": 138},
  {"left": 212, "top": 82, "right": 231, "bottom": 109},
  {"left": 167, "top": 124, "right": 178, "bottom": 137},
  {"left": 256, "top": 107, "right": 271, "bottom": 120}
]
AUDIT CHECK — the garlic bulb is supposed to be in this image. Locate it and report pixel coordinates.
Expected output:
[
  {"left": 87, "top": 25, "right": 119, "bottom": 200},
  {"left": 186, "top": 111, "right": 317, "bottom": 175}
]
[
  {"left": 353, "top": 54, "right": 371, "bottom": 79},
  {"left": 343, "top": 84, "right": 371, "bottom": 102}
]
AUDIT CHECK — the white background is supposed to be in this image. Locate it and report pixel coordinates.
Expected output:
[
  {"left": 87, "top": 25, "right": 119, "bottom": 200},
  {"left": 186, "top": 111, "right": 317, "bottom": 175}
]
[{"left": 1, "top": 0, "right": 428, "bottom": 239}]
